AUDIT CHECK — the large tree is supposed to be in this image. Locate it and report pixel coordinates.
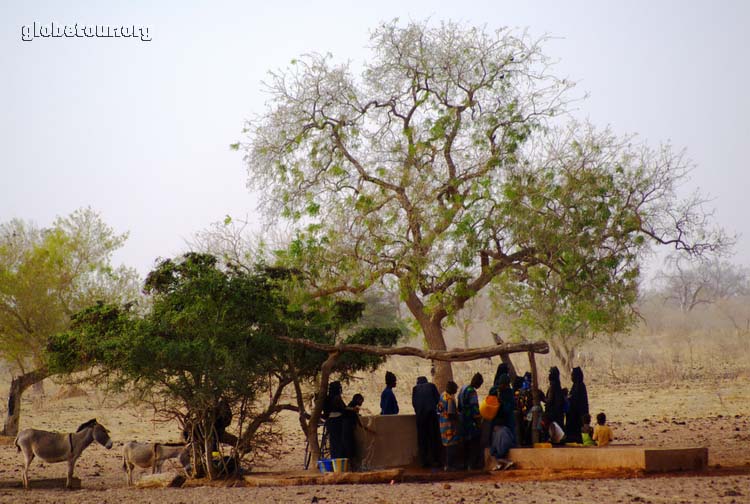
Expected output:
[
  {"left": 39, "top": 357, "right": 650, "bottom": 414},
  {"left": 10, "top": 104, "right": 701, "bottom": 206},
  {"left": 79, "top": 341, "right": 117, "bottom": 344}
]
[
  {"left": 240, "top": 20, "right": 727, "bottom": 388},
  {"left": 0, "top": 208, "right": 138, "bottom": 436}
]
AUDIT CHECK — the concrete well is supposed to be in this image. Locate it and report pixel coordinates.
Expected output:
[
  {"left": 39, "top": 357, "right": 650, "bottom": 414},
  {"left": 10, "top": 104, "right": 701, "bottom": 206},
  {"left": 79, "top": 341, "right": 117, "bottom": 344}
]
[{"left": 352, "top": 414, "right": 419, "bottom": 470}]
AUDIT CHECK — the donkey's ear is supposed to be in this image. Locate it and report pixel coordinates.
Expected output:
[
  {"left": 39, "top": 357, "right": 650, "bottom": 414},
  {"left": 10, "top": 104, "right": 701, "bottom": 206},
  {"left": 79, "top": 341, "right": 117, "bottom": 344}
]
[{"left": 76, "top": 418, "right": 98, "bottom": 432}]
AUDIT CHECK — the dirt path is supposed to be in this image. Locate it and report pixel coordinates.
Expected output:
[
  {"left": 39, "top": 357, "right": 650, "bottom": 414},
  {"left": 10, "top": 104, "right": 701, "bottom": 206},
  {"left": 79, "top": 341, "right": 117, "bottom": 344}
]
[{"left": 0, "top": 379, "right": 749, "bottom": 503}]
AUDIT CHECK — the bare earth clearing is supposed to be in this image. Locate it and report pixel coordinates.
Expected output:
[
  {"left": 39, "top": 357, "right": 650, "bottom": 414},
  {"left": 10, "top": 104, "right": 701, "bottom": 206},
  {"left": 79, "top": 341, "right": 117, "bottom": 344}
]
[{"left": 1, "top": 377, "right": 749, "bottom": 504}]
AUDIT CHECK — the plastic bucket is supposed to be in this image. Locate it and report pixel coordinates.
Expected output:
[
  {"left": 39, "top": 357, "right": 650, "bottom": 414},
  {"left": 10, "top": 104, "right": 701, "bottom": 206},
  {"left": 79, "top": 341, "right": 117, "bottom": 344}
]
[
  {"left": 331, "top": 458, "right": 349, "bottom": 473},
  {"left": 317, "top": 458, "right": 334, "bottom": 473}
]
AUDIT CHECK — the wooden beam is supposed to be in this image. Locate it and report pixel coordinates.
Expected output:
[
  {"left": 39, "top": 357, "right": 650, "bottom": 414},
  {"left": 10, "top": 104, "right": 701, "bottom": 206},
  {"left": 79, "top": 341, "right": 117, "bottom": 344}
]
[{"left": 278, "top": 337, "right": 548, "bottom": 362}]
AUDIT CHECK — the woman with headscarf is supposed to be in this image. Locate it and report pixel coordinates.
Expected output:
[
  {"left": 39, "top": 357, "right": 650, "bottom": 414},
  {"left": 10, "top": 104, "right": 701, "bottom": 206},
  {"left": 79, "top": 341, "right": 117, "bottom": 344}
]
[
  {"left": 322, "top": 381, "right": 347, "bottom": 459},
  {"left": 342, "top": 393, "right": 371, "bottom": 460},
  {"left": 565, "top": 367, "right": 589, "bottom": 444},
  {"left": 544, "top": 366, "right": 565, "bottom": 430},
  {"left": 492, "top": 362, "right": 509, "bottom": 388}
]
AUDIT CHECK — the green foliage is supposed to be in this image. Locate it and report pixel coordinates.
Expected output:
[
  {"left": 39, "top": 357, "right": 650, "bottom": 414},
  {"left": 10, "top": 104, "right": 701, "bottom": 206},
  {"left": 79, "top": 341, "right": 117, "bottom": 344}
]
[
  {"left": 241, "top": 20, "right": 726, "bottom": 385},
  {"left": 0, "top": 208, "right": 139, "bottom": 372},
  {"left": 490, "top": 141, "right": 645, "bottom": 368},
  {"left": 48, "top": 252, "right": 402, "bottom": 466}
]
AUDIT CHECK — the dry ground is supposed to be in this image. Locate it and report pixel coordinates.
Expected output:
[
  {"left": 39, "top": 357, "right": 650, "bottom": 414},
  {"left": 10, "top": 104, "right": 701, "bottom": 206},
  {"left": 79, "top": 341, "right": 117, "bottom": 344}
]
[{"left": 1, "top": 376, "right": 749, "bottom": 503}]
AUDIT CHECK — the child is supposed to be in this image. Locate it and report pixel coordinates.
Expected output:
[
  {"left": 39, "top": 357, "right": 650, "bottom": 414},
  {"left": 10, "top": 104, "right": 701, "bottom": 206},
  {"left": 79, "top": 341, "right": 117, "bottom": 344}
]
[
  {"left": 592, "top": 412, "right": 614, "bottom": 447},
  {"left": 581, "top": 413, "right": 596, "bottom": 446},
  {"left": 437, "top": 381, "right": 461, "bottom": 471}
]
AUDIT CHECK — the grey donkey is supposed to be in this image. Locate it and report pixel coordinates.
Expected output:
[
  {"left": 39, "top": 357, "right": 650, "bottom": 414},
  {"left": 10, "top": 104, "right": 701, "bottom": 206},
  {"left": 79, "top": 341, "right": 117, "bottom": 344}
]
[
  {"left": 14, "top": 418, "right": 113, "bottom": 489},
  {"left": 122, "top": 441, "right": 189, "bottom": 485}
]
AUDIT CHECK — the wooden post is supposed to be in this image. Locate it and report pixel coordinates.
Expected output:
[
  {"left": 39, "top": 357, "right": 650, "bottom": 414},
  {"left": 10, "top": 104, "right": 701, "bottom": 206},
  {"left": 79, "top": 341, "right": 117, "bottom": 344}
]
[{"left": 527, "top": 351, "right": 541, "bottom": 444}]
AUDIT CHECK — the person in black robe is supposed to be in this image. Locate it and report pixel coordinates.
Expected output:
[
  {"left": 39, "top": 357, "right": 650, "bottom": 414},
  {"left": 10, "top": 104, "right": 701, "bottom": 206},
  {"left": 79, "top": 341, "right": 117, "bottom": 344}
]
[
  {"left": 565, "top": 366, "right": 589, "bottom": 443},
  {"left": 322, "top": 381, "right": 347, "bottom": 459},
  {"left": 544, "top": 366, "right": 565, "bottom": 429},
  {"left": 493, "top": 362, "right": 509, "bottom": 388},
  {"left": 342, "top": 393, "right": 367, "bottom": 460},
  {"left": 412, "top": 376, "right": 441, "bottom": 467}
]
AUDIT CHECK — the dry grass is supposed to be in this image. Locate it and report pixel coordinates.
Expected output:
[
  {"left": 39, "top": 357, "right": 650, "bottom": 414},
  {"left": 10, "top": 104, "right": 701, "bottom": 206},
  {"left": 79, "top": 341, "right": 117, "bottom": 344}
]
[{"left": 1, "top": 372, "right": 749, "bottom": 503}]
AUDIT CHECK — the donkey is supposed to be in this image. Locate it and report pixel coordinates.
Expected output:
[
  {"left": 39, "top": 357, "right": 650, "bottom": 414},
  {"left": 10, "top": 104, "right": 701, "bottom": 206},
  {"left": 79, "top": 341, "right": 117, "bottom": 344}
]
[
  {"left": 122, "top": 441, "right": 188, "bottom": 485},
  {"left": 14, "top": 418, "right": 113, "bottom": 489}
]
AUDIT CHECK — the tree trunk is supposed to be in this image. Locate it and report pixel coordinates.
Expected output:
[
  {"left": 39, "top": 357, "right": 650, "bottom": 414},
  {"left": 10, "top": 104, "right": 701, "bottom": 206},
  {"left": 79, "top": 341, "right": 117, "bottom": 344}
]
[
  {"left": 422, "top": 320, "right": 452, "bottom": 392},
  {"left": 550, "top": 340, "right": 574, "bottom": 373},
  {"left": 2, "top": 368, "right": 49, "bottom": 437},
  {"left": 306, "top": 352, "right": 340, "bottom": 472},
  {"left": 404, "top": 291, "right": 453, "bottom": 391},
  {"left": 292, "top": 376, "right": 309, "bottom": 436},
  {"left": 203, "top": 416, "right": 217, "bottom": 480}
]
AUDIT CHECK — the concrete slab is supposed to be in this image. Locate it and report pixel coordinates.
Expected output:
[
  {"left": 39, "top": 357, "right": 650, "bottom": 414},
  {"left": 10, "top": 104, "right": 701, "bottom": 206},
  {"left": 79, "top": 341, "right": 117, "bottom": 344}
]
[{"left": 496, "top": 446, "right": 708, "bottom": 473}]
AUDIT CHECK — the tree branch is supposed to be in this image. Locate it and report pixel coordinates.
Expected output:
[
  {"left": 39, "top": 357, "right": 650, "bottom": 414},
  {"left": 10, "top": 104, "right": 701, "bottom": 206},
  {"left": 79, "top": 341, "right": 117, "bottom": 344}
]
[{"left": 278, "top": 336, "right": 548, "bottom": 361}]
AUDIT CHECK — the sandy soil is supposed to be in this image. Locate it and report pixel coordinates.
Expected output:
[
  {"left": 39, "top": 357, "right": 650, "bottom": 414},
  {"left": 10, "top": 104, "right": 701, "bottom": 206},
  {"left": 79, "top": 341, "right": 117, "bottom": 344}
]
[{"left": 1, "top": 378, "right": 749, "bottom": 503}]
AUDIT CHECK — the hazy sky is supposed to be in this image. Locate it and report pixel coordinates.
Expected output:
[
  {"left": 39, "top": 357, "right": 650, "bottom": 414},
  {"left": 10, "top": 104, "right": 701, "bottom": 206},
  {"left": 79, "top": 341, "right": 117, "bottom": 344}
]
[{"left": 2, "top": 1, "right": 748, "bottom": 278}]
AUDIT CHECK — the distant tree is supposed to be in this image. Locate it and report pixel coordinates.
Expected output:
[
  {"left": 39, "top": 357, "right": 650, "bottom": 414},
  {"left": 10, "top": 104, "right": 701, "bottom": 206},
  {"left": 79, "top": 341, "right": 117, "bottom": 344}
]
[
  {"left": 188, "top": 216, "right": 269, "bottom": 273},
  {"left": 0, "top": 208, "right": 138, "bottom": 436},
  {"left": 656, "top": 255, "right": 749, "bottom": 312},
  {"left": 491, "top": 260, "right": 638, "bottom": 372},
  {"left": 240, "top": 20, "right": 728, "bottom": 388},
  {"left": 47, "top": 253, "right": 400, "bottom": 478}
]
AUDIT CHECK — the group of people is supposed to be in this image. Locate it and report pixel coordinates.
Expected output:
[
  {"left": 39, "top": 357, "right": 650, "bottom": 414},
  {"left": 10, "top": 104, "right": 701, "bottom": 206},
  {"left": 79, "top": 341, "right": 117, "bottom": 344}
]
[
  {"left": 408, "top": 363, "right": 615, "bottom": 471},
  {"left": 413, "top": 368, "right": 519, "bottom": 471},
  {"left": 537, "top": 365, "right": 613, "bottom": 448},
  {"left": 321, "top": 364, "right": 614, "bottom": 471}
]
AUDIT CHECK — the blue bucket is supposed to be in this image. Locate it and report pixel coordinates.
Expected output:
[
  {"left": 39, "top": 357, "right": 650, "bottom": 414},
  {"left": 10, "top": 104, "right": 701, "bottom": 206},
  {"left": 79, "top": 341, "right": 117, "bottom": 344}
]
[{"left": 317, "top": 458, "right": 334, "bottom": 473}]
